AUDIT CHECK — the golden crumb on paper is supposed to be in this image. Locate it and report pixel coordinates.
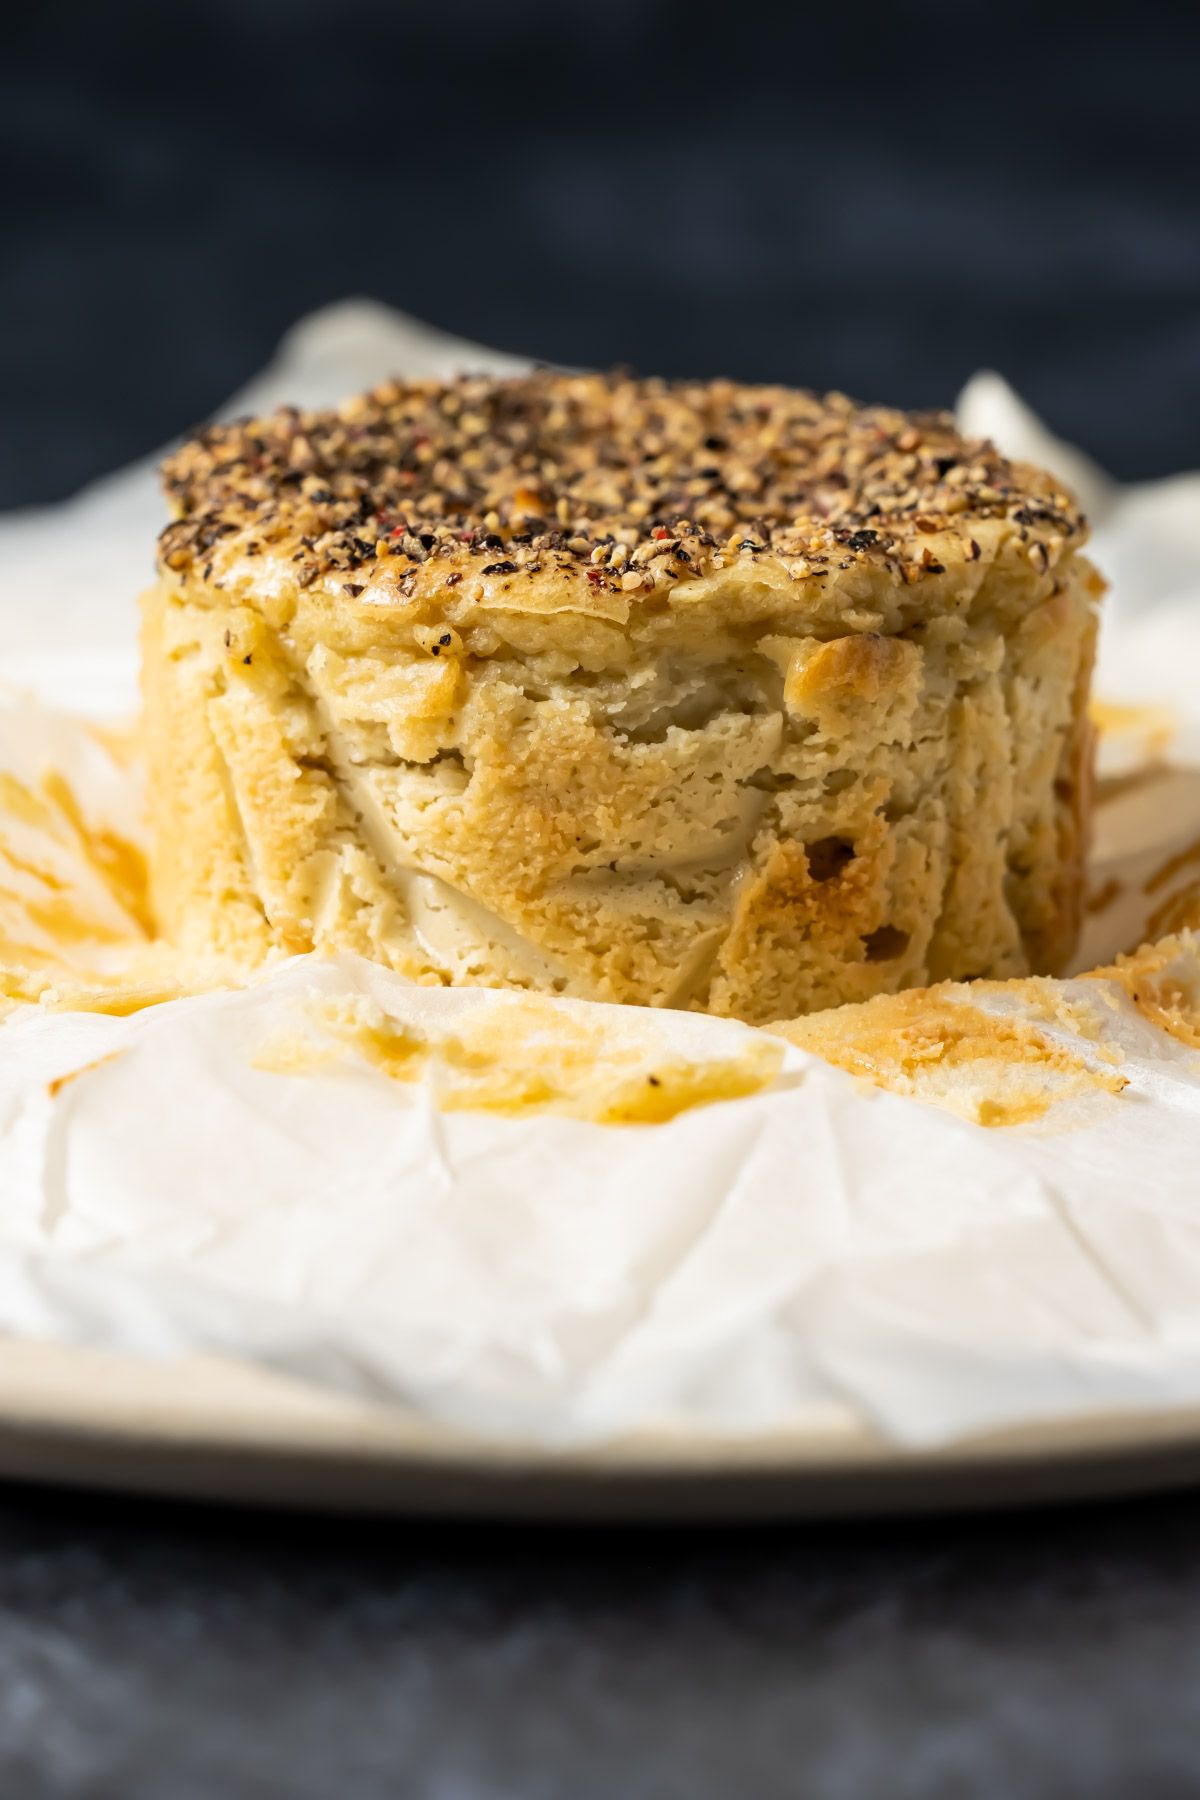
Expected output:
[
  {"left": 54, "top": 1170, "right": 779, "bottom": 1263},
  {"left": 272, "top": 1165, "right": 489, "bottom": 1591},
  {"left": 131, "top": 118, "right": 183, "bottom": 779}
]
[{"left": 143, "top": 370, "right": 1099, "bottom": 1023}]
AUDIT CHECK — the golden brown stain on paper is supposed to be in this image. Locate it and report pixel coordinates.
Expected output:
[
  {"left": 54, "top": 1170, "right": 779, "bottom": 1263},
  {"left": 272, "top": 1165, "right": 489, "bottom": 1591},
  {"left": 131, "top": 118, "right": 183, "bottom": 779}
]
[{"left": 769, "top": 983, "right": 1127, "bottom": 1127}]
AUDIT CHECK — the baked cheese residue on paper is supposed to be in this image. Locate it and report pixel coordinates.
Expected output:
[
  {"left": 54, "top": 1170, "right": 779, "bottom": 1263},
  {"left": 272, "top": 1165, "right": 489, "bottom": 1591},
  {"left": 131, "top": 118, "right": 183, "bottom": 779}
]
[
  {"left": 0, "top": 730, "right": 257, "bottom": 1021},
  {"left": 769, "top": 980, "right": 1128, "bottom": 1128},
  {"left": 256, "top": 989, "right": 784, "bottom": 1125},
  {"left": 0, "top": 762, "right": 150, "bottom": 1010},
  {"left": 1091, "top": 931, "right": 1200, "bottom": 1050}
]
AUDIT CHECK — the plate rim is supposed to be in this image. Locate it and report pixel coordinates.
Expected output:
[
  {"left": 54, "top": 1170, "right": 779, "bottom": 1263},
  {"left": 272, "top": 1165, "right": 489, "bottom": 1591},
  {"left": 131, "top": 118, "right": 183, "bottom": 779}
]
[{"left": 3, "top": 1335, "right": 1200, "bottom": 1518}]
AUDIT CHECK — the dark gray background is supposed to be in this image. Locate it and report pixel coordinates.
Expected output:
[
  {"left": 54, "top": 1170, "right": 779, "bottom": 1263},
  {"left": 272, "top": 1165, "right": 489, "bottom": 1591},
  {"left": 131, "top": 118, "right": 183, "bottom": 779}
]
[
  {"left": 4, "top": 2, "right": 1200, "bottom": 1793},
  {"left": 4, "top": 0, "right": 1200, "bottom": 511},
  {"left": 6, "top": 1481, "right": 1200, "bottom": 1799}
]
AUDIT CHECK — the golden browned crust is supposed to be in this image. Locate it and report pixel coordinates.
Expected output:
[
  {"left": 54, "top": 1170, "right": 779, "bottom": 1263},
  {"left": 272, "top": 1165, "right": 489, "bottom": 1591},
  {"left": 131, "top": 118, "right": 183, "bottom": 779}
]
[{"left": 157, "top": 372, "right": 1086, "bottom": 620}]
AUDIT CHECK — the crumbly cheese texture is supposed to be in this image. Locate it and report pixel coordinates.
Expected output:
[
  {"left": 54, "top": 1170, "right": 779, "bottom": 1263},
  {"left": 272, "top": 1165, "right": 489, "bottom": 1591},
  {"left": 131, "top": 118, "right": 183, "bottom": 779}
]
[{"left": 144, "top": 371, "right": 1100, "bottom": 1022}]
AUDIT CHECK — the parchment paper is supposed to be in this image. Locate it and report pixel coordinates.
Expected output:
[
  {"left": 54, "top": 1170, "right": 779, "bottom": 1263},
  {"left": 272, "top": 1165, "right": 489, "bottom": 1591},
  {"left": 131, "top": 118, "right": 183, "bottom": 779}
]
[{"left": 0, "top": 304, "right": 1198, "bottom": 1453}]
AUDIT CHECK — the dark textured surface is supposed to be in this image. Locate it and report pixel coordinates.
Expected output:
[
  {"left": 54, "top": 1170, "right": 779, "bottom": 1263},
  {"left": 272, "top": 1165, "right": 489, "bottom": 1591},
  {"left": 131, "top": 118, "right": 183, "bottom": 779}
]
[
  {"left": 3, "top": 1481, "right": 1200, "bottom": 1798},
  {"left": 2, "top": 0, "right": 1200, "bottom": 510},
  {"left": 4, "top": 4, "right": 1200, "bottom": 1793}
]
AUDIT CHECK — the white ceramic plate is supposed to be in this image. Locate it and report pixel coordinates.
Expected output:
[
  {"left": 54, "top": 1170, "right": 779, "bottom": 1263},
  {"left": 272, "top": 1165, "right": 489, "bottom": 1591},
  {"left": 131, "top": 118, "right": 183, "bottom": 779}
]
[{"left": 4, "top": 1336, "right": 1200, "bottom": 1518}]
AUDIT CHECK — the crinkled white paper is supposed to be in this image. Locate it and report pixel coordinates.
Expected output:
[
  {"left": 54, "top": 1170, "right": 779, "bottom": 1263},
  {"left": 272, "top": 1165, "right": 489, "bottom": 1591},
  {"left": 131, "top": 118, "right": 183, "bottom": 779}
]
[{"left": 0, "top": 305, "right": 1199, "bottom": 1453}]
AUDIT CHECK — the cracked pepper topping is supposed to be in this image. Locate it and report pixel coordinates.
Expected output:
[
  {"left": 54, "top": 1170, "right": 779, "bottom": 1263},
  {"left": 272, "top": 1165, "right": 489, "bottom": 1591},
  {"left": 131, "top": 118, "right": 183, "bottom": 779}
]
[{"left": 158, "top": 371, "right": 1087, "bottom": 600}]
